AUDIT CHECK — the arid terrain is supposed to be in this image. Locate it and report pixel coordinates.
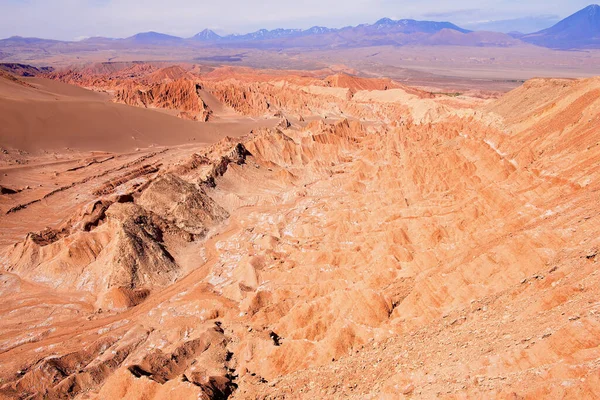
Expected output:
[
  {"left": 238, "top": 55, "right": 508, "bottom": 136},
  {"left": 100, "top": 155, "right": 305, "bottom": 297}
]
[{"left": 1, "top": 57, "right": 600, "bottom": 400}]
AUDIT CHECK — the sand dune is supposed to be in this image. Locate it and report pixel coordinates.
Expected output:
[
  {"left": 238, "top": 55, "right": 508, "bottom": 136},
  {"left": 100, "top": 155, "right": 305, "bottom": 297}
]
[{"left": 0, "top": 74, "right": 266, "bottom": 153}]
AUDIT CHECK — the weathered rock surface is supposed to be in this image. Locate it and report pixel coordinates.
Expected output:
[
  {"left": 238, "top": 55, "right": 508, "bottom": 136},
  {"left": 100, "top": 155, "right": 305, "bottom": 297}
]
[
  {"left": 1, "top": 68, "right": 600, "bottom": 400},
  {"left": 115, "top": 79, "right": 213, "bottom": 121}
]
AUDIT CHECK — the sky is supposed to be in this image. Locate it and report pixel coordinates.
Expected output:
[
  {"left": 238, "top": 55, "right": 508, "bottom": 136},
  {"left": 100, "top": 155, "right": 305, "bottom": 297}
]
[{"left": 0, "top": 0, "right": 595, "bottom": 40}]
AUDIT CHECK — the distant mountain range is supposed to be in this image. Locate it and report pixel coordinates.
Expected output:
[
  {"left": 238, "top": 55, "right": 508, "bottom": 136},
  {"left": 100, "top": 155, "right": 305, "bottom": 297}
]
[
  {"left": 185, "top": 19, "right": 471, "bottom": 43},
  {"left": 71, "top": 18, "right": 474, "bottom": 48},
  {"left": 1, "top": 5, "right": 598, "bottom": 51}
]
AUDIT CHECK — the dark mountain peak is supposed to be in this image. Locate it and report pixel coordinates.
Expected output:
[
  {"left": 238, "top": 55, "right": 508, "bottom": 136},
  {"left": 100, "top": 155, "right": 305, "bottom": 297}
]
[
  {"left": 581, "top": 4, "right": 600, "bottom": 20},
  {"left": 522, "top": 4, "right": 600, "bottom": 49},
  {"left": 192, "top": 29, "right": 222, "bottom": 41},
  {"left": 375, "top": 18, "right": 397, "bottom": 26},
  {"left": 304, "top": 26, "right": 333, "bottom": 34},
  {"left": 585, "top": 4, "right": 600, "bottom": 12},
  {"left": 544, "top": 4, "right": 600, "bottom": 33},
  {"left": 563, "top": 4, "right": 600, "bottom": 21}
]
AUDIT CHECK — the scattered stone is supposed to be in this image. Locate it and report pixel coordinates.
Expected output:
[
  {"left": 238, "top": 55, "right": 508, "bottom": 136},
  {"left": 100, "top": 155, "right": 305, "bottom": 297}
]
[
  {"left": 269, "top": 331, "right": 282, "bottom": 346},
  {"left": 402, "top": 384, "right": 415, "bottom": 395},
  {"left": 0, "top": 185, "right": 18, "bottom": 195}
]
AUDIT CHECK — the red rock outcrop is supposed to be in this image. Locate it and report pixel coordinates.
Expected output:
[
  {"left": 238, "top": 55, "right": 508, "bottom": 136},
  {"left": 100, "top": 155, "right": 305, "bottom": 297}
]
[{"left": 115, "top": 79, "right": 213, "bottom": 121}]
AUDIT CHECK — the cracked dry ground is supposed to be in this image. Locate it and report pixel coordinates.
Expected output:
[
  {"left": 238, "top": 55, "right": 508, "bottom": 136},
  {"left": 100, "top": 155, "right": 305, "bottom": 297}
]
[{"left": 1, "top": 76, "right": 600, "bottom": 399}]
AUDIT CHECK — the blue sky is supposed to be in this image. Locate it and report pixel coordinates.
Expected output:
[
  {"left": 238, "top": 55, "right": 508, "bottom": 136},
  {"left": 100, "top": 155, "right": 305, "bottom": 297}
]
[{"left": 0, "top": 0, "right": 595, "bottom": 40}]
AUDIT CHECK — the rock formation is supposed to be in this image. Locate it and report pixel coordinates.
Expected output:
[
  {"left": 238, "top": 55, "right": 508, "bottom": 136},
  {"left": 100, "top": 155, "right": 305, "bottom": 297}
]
[
  {"left": 115, "top": 79, "right": 213, "bottom": 121},
  {"left": 47, "top": 64, "right": 213, "bottom": 121},
  {"left": 1, "top": 66, "right": 600, "bottom": 399}
]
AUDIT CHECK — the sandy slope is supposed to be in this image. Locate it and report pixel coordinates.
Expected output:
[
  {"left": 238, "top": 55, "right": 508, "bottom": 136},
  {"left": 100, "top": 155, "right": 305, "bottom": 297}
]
[{"left": 0, "top": 75, "right": 270, "bottom": 153}]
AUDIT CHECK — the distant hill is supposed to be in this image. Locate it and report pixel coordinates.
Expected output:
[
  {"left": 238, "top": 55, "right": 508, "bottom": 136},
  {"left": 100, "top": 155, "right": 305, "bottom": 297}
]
[
  {"left": 367, "top": 18, "right": 470, "bottom": 34},
  {"left": 125, "top": 31, "right": 184, "bottom": 45},
  {"left": 521, "top": 4, "right": 600, "bottom": 49},
  {"left": 0, "top": 36, "right": 61, "bottom": 45},
  {"left": 0, "top": 63, "right": 53, "bottom": 76}
]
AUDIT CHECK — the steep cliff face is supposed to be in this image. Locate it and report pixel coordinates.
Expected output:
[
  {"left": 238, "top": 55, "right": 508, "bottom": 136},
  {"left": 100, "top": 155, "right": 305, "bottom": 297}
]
[
  {"left": 115, "top": 79, "right": 213, "bottom": 121},
  {"left": 1, "top": 72, "right": 600, "bottom": 399}
]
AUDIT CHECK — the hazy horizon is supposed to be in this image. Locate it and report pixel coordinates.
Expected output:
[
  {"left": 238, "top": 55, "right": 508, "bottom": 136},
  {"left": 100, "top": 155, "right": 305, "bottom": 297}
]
[{"left": 0, "top": 0, "right": 595, "bottom": 41}]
